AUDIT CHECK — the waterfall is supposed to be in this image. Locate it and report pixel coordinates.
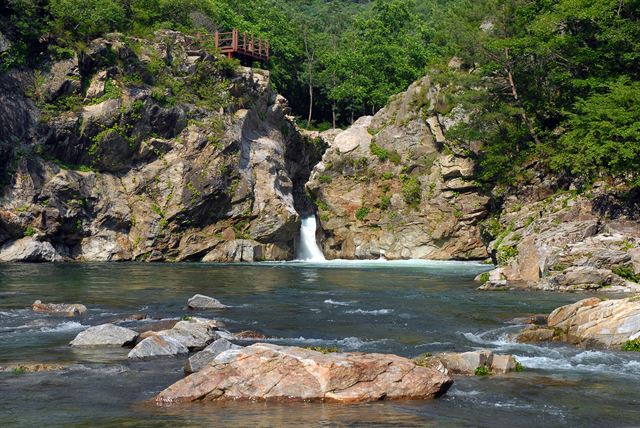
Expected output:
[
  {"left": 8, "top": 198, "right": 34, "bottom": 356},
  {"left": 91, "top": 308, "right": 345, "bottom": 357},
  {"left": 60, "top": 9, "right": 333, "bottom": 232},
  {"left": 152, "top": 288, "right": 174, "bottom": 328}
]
[{"left": 296, "top": 216, "right": 326, "bottom": 261}]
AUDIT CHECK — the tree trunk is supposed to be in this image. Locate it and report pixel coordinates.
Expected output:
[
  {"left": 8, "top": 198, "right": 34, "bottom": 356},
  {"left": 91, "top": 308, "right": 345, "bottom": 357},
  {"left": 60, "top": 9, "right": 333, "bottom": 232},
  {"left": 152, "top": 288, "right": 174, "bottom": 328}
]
[
  {"left": 307, "top": 84, "right": 313, "bottom": 129},
  {"left": 332, "top": 104, "right": 337, "bottom": 129},
  {"left": 504, "top": 48, "right": 541, "bottom": 146}
]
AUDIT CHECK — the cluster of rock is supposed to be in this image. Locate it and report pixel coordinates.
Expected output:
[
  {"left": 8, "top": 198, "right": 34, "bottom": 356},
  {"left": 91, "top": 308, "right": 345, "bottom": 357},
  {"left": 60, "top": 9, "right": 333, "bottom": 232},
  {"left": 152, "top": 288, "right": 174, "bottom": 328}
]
[
  {"left": 0, "top": 30, "right": 323, "bottom": 263},
  {"left": 422, "top": 350, "right": 519, "bottom": 375},
  {"left": 30, "top": 291, "right": 531, "bottom": 405},
  {"left": 477, "top": 187, "right": 640, "bottom": 292},
  {"left": 306, "top": 75, "right": 489, "bottom": 260},
  {"left": 515, "top": 297, "right": 640, "bottom": 349}
]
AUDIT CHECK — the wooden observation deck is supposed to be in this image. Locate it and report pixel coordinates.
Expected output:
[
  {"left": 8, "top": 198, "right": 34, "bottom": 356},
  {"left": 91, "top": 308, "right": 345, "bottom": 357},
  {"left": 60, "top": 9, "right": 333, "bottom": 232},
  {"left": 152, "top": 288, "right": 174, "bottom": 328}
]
[{"left": 214, "top": 28, "right": 270, "bottom": 62}]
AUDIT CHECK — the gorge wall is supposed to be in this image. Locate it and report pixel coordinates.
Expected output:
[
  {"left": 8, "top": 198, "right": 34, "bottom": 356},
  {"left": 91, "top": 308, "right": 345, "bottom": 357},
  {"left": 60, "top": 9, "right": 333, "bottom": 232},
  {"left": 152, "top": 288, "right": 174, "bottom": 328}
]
[
  {"left": 307, "top": 76, "right": 489, "bottom": 260},
  {"left": 0, "top": 31, "right": 323, "bottom": 262}
]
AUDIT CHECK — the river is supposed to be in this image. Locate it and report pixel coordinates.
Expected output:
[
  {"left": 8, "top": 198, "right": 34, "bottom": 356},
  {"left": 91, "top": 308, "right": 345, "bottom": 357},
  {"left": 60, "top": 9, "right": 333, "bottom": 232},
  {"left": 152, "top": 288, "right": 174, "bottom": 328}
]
[{"left": 1, "top": 261, "right": 639, "bottom": 427}]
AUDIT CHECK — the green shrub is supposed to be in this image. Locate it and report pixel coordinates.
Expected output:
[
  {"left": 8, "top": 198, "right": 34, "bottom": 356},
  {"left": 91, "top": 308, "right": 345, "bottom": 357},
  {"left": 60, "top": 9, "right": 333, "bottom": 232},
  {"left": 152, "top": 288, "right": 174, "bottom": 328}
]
[
  {"left": 622, "top": 339, "right": 640, "bottom": 352},
  {"left": 23, "top": 226, "right": 37, "bottom": 237},
  {"left": 315, "top": 200, "right": 329, "bottom": 211},
  {"left": 613, "top": 266, "right": 640, "bottom": 283},
  {"left": 318, "top": 174, "right": 332, "bottom": 184},
  {"left": 515, "top": 361, "right": 525, "bottom": 372},
  {"left": 474, "top": 365, "right": 491, "bottom": 376},
  {"left": 479, "top": 272, "right": 490, "bottom": 283},
  {"left": 355, "top": 207, "right": 369, "bottom": 221},
  {"left": 380, "top": 195, "right": 391, "bottom": 210},
  {"left": 382, "top": 171, "right": 394, "bottom": 180},
  {"left": 497, "top": 245, "right": 519, "bottom": 264},
  {"left": 370, "top": 142, "right": 388, "bottom": 161},
  {"left": 388, "top": 150, "right": 401, "bottom": 165},
  {"left": 12, "top": 366, "right": 26, "bottom": 375},
  {"left": 90, "top": 78, "right": 122, "bottom": 104},
  {"left": 401, "top": 177, "right": 421, "bottom": 207}
]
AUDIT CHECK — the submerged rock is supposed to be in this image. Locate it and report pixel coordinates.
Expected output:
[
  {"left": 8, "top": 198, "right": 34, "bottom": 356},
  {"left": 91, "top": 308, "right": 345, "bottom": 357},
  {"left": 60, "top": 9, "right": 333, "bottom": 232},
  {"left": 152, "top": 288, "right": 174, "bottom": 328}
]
[
  {"left": 69, "top": 323, "right": 138, "bottom": 347},
  {"left": 156, "top": 343, "right": 452, "bottom": 404},
  {"left": 187, "top": 294, "right": 227, "bottom": 310},
  {"left": 184, "top": 338, "right": 241, "bottom": 374},
  {"left": 128, "top": 335, "right": 188, "bottom": 359},
  {"left": 234, "top": 330, "right": 269, "bottom": 339},
  {"left": 0, "top": 363, "right": 66, "bottom": 373},
  {"left": 32, "top": 300, "right": 87, "bottom": 317}
]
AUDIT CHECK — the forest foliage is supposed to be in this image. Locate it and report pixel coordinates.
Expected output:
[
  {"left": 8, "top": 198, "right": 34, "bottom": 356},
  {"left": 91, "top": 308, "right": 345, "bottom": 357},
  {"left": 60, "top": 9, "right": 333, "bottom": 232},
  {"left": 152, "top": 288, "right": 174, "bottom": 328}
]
[{"left": 1, "top": 0, "right": 638, "bottom": 188}]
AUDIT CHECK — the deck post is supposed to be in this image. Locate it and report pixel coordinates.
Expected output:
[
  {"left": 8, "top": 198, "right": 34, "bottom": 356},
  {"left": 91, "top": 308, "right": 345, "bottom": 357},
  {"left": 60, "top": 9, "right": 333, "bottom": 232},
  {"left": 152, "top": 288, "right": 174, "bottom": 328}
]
[
  {"left": 233, "top": 28, "right": 238, "bottom": 51},
  {"left": 214, "top": 31, "right": 219, "bottom": 51}
]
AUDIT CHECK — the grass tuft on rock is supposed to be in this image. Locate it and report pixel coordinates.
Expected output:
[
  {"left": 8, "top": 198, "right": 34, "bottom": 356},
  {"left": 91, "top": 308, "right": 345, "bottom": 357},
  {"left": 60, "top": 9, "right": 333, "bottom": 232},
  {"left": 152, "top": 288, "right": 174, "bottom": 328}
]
[{"left": 304, "top": 346, "right": 339, "bottom": 354}]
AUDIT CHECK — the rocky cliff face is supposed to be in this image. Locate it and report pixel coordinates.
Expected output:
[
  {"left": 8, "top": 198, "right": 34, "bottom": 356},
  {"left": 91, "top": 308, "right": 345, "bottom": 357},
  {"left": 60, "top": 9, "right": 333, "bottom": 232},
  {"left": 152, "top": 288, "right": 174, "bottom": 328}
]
[
  {"left": 0, "top": 31, "right": 322, "bottom": 262},
  {"left": 479, "top": 183, "right": 640, "bottom": 292},
  {"left": 307, "top": 76, "right": 489, "bottom": 260}
]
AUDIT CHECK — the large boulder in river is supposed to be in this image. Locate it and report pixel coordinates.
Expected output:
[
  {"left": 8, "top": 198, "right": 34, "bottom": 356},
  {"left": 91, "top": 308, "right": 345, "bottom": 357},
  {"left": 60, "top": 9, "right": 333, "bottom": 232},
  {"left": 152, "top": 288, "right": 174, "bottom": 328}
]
[
  {"left": 128, "top": 335, "right": 188, "bottom": 359},
  {"left": 70, "top": 323, "right": 138, "bottom": 347},
  {"left": 156, "top": 343, "right": 452, "bottom": 404},
  {"left": 184, "top": 338, "right": 241, "bottom": 374},
  {"left": 515, "top": 297, "right": 640, "bottom": 348},
  {"left": 187, "top": 294, "right": 227, "bottom": 309},
  {"left": 32, "top": 300, "right": 87, "bottom": 316},
  {"left": 548, "top": 297, "right": 640, "bottom": 348}
]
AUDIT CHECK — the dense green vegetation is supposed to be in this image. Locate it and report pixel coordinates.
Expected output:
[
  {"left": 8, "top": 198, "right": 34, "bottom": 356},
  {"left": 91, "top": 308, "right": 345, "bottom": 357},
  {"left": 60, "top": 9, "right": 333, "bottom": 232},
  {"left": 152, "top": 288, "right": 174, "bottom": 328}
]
[{"left": 1, "top": 0, "right": 638, "bottom": 188}]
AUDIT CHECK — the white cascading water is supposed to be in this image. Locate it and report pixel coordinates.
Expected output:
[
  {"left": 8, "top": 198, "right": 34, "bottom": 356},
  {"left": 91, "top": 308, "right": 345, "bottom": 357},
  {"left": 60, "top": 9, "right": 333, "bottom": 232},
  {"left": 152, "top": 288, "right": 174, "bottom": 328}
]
[{"left": 296, "top": 216, "right": 326, "bottom": 261}]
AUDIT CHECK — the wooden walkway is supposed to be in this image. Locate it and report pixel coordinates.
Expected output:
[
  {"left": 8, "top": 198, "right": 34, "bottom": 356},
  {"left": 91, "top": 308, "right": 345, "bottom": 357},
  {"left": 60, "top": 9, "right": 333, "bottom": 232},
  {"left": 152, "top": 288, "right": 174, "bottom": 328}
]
[{"left": 214, "top": 29, "right": 270, "bottom": 62}]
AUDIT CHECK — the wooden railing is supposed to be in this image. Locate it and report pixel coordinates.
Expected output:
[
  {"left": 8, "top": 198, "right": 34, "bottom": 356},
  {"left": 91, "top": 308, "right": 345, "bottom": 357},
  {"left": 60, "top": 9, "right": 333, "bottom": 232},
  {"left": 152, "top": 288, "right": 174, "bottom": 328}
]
[{"left": 214, "top": 28, "right": 270, "bottom": 62}]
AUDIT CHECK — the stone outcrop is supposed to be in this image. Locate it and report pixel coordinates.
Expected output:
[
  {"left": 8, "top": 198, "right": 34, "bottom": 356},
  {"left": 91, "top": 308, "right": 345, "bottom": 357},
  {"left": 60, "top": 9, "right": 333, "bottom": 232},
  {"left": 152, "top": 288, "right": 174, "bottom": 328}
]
[
  {"left": 516, "top": 297, "right": 640, "bottom": 349},
  {"left": 32, "top": 300, "right": 87, "bottom": 316},
  {"left": 155, "top": 343, "right": 452, "bottom": 404},
  {"left": 187, "top": 294, "right": 227, "bottom": 310},
  {"left": 478, "top": 186, "right": 640, "bottom": 292},
  {"left": 69, "top": 323, "right": 138, "bottom": 347},
  {"left": 0, "top": 237, "right": 63, "bottom": 262},
  {"left": 307, "top": 76, "right": 489, "bottom": 260},
  {"left": 0, "top": 31, "right": 324, "bottom": 262},
  {"left": 184, "top": 338, "right": 241, "bottom": 374}
]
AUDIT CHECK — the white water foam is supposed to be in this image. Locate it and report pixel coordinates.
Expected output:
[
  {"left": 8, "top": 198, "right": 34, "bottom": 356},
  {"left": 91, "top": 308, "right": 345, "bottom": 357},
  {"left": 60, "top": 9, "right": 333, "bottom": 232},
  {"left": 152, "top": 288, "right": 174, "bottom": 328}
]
[
  {"left": 345, "top": 308, "right": 393, "bottom": 315},
  {"left": 261, "top": 336, "right": 388, "bottom": 350},
  {"left": 462, "top": 326, "right": 640, "bottom": 378},
  {"left": 39, "top": 321, "right": 87, "bottom": 333},
  {"left": 296, "top": 216, "right": 326, "bottom": 262},
  {"left": 324, "top": 299, "right": 353, "bottom": 306}
]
